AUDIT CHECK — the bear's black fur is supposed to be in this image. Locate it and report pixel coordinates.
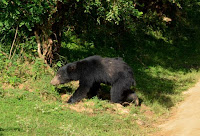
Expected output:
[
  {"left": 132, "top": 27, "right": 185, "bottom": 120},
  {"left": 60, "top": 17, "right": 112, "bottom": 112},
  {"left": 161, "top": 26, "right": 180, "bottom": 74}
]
[{"left": 51, "top": 55, "right": 138, "bottom": 105}]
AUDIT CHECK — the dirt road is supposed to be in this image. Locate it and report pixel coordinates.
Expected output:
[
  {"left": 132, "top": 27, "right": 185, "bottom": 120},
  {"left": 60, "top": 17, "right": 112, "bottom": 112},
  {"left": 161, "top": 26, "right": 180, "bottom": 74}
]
[{"left": 159, "top": 79, "right": 200, "bottom": 136}]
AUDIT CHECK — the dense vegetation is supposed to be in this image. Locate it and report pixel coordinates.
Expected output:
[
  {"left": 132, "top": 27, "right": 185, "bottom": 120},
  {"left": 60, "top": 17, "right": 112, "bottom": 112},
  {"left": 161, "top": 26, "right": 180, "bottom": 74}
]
[{"left": 0, "top": 0, "right": 200, "bottom": 135}]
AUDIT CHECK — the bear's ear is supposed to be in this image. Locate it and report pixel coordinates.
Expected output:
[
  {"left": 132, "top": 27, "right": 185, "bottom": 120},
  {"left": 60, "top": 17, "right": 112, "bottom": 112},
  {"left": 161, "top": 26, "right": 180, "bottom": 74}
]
[{"left": 67, "top": 64, "right": 76, "bottom": 72}]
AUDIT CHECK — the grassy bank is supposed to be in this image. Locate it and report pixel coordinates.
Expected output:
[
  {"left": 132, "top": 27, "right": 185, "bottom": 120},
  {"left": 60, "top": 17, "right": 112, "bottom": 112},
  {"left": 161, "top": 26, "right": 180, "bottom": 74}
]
[{"left": 0, "top": 54, "right": 199, "bottom": 135}]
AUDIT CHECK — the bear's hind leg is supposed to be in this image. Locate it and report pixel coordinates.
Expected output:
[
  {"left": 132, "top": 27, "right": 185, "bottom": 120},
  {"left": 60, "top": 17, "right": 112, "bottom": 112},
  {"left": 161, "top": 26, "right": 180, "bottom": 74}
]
[
  {"left": 110, "top": 78, "right": 136, "bottom": 104},
  {"left": 124, "top": 90, "right": 139, "bottom": 106},
  {"left": 110, "top": 81, "right": 128, "bottom": 103}
]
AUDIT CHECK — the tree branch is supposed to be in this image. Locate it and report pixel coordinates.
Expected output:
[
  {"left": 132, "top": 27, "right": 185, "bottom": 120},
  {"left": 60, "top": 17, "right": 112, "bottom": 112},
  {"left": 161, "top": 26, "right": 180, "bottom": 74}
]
[
  {"left": 9, "top": 26, "right": 18, "bottom": 59},
  {"left": 0, "top": 50, "right": 8, "bottom": 58},
  {"left": 34, "top": 30, "right": 44, "bottom": 59}
]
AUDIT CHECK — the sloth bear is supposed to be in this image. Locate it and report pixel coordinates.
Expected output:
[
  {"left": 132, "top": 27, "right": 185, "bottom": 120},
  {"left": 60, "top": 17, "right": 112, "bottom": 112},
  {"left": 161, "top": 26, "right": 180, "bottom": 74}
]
[{"left": 51, "top": 55, "right": 139, "bottom": 105}]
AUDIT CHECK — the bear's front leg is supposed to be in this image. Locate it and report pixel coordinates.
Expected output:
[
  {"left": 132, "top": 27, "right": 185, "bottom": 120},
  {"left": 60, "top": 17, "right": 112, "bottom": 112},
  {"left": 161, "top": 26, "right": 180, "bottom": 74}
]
[{"left": 67, "top": 85, "right": 90, "bottom": 104}]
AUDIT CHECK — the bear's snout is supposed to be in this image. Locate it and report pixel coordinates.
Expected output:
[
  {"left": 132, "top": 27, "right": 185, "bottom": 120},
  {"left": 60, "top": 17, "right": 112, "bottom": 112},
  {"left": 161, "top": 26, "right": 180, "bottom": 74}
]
[{"left": 50, "top": 76, "right": 61, "bottom": 85}]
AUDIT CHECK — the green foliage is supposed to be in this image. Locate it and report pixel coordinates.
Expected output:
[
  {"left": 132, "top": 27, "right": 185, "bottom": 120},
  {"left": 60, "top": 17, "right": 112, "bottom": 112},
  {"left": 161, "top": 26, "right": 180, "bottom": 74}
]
[
  {"left": 0, "top": 0, "right": 57, "bottom": 57},
  {"left": 0, "top": 0, "right": 143, "bottom": 61},
  {"left": 0, "top": 58, "right": 21, "bottom": 85},
  {"left": 1, "top": 0, "right": 57, "bottom": 31},
  {"left": 83, "top": 0, "right": 142, "bottom": 25},
  {"left": 31, "top": 58, "right": 46, "bottom": 79}
]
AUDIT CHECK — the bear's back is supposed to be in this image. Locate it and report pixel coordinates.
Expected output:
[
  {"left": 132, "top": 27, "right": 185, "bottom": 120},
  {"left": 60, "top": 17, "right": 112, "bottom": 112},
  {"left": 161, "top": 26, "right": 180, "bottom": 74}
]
[
  {"left": 83, "top": 55, "right": 133, "bottom": 76},
  {"left": 78, "top": 55, "right": 135, "bottom": 85}
]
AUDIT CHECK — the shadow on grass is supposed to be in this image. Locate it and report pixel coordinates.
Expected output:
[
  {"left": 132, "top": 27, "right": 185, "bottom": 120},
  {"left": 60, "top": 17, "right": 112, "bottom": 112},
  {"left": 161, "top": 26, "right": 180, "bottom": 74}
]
[
  {"left": 0, "top": 127, "right": 21, "bottom": 136},
  {"left": 135, "top": 70, "right": 177, "bottom": 108},
  {"left": 55, "top": 86, "right": 74, "bottom": 94}
]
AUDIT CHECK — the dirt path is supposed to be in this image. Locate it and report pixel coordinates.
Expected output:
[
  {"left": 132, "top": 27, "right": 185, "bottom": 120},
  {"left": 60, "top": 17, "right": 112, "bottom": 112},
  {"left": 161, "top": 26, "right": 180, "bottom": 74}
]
[{"left": 158, "top": 79, "right": 200, "bottom": 136}]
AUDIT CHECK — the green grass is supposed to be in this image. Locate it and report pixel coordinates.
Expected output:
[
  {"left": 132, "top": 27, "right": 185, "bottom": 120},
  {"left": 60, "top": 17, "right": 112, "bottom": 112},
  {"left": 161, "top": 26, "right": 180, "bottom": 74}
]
[{"left": 0, "top": 88, "right": 151, "bottom": 136}]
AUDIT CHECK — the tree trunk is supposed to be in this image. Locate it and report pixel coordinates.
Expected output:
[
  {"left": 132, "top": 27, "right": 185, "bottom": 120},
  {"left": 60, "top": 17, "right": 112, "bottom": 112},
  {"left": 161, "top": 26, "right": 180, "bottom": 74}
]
[
  {"left": 34, "top": 30, "right": 44, "bottom": 60},
  {"left": 33, "top": 1, "right": 68, "bottom": 65},
  {"left": 34, "top": 27, "right": 61, "bottom": 65}
]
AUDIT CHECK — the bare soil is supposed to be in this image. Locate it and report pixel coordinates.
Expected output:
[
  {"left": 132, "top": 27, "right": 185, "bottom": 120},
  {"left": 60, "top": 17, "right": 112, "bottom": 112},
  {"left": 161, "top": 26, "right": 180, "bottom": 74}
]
[{"left": 158, "top": 79, "right": 200, "bottom": 136}]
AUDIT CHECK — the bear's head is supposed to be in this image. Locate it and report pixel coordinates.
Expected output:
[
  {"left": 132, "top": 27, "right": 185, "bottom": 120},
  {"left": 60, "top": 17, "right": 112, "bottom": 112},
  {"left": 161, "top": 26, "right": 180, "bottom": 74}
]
[{"left": 51, "top": 63, "right": 78, "bottom": 85}]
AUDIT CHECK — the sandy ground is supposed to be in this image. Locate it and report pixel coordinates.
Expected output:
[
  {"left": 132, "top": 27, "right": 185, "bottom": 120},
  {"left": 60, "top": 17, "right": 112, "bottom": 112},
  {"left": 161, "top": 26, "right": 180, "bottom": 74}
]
[{"left": 158, "top": 79, "right": 200, "bottom": 136}]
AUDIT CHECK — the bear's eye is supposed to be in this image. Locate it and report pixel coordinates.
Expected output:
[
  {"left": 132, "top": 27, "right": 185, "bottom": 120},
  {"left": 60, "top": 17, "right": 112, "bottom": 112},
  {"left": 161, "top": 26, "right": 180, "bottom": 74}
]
[
  {"left": 56, "top": 74, "right": 61, "bottom": 78},
  {"left": 67, "top": 65, "right": 76, "bottom": 72}
]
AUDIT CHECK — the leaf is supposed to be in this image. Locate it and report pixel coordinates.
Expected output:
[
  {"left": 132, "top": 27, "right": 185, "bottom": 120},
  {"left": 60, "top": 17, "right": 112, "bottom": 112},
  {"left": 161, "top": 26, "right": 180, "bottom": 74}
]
[
  {"left": 19, "top": 22, "right": 25, "bottom": 27},
  {"left": 0, "top": 22, "right": 3, "bottom": 27},
  {"left": 25, "top": 22, "right": 32, "bottom": 31},
  {"left": 138, "top": 11, "right": 143, "bottom": 17},
  {"left": 2, "top": 0, "right": 8, "bottom": 5},
  {"left": 56, "top": 61, "right": 62, "bottom": 67},
  {"left": 30, "top": 8, "right": 34, "bottom": 13},
  {"left": 16, "top": 10, "right": 20, "bottom": 15},
  {"left": 4, "top": 20, "right": 9, "bottom": 27}
]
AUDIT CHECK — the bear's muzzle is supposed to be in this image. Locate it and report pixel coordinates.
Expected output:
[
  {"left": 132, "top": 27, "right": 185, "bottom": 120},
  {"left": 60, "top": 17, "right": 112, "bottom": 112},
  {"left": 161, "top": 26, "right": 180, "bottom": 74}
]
[{"left": 50, "top": 76, "right": 61, "bottom": 85}]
